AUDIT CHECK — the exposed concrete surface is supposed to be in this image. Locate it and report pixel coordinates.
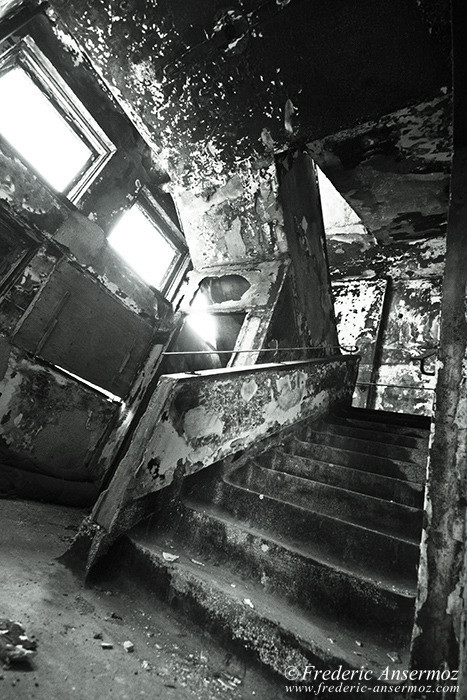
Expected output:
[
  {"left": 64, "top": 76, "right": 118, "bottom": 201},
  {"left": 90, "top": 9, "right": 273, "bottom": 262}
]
[{"left": 0, "top": 499, "right": 287, "bottom": 699}]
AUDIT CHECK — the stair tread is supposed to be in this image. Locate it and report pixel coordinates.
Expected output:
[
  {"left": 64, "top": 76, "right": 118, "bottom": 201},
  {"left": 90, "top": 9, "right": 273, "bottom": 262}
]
[
  {"left": 268, "top": 448, "right": 424, "bottom": 506},
  {"left": 305, "top": 427, "right": 427, "bottom": 465},
  {"left": 184, "top": 494, "right": 418, "bottom": 593},
  {"left": 244, "top": 460, "right": 422, "bottom": 517},
  {"left": 292, "top": 437, "right": 421, "bottom": 470},
  {"left": 324, "top": 419, "right": 429, "bottom": 450},
  {"left": 335, "top": 407, "right": 431, "bottom": 430},
  {"left": 290, "top": 437, "right": 425, "bottom": 483},
  {"left": 223, "top": 475, "right": 420, "bottom": 546},
  {"left": 230, "top": 460, "right": 422, "bottom": 543},
  {"left": 128, "top": 532, "right": 411, "bottom": 676},
  {"left": 330, "top": 413, "right": 431, "bottom": 438}
]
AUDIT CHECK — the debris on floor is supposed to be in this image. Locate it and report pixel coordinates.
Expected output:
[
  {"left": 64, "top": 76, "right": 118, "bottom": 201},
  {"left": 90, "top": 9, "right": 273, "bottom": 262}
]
[
  {"left": 162, "top": 552, "right": 179, "bottom": 562},
  {"left": 0, "top": 619, "right": 37, "bottom": 667}
]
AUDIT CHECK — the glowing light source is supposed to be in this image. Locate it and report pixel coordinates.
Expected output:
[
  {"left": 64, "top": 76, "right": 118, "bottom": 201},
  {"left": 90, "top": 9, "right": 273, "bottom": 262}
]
[
  {"left": 108, "top": 202, "right": 178, "bottom": 289},
  {"left": 0, "top": 66, "right": 92, "bottom": 190},
  {"left": 186, "top": 293, "right": 218, "bottom": 348}
]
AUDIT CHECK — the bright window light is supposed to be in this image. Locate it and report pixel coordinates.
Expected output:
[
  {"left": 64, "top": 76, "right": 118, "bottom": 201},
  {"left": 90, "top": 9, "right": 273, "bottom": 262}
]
[
  {"left": 186, "top": 293, "right": 218, "bottom": 348},
  {"left": 0, "top": 66, "right": 92, "bottom": 191},
  {"left": 108, "top": 203, "right": 178, "bottom": 289}
]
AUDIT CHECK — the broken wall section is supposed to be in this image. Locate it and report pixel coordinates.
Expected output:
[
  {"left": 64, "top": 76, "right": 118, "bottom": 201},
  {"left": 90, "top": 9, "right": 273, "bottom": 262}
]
[
  {"left": 308, "top": 97, "right": 450, "bottom": 415},
  {"left": 0, "top": 8, "right": 178, "bottom": 496},
  {"left": 169, "top": 150, "right": 340, "bottom": 371},
  {"left": 0, "top": 336, "right": 118, "bottom": 505}
]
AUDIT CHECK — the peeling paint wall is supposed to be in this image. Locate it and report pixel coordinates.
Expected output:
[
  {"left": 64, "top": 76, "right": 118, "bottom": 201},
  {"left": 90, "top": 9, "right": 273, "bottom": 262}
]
[
  {"left": 333, "top": 279, "right": 387, "bottom": 409},
  {"left": 372, "top": 280, "right": 440, "bottom": 415},
  {"left": 173, "top": 162, "right": 287, "bottom": 271},
  {"left": 46, "top": 0, "right": 450, "bottom": 186},
  {"left": 306, "top": 89, "right": 449, "bottom": 416},
  {"left": 308, "top": 95, "right": 452, "bottom": 245},
  {"left": 333, "top": 278, "right": 440, "bottom": 415},
  {"left": 41, "top": 0, "right": 450, "bottom": 379},
  {"left": 0, "top": 336, "right": 118, "bottom": 484},
  {"left": 313, "top": 103, "right": 449, "bottom": 415}
]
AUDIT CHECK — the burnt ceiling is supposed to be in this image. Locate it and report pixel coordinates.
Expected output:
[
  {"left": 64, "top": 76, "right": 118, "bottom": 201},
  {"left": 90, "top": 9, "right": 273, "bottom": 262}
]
[
  {"left": 2, "top": 0, "right": 453, "bottom": 248},
  {"left": 308, "top": 93, "right": 452, "bottom": 245}
]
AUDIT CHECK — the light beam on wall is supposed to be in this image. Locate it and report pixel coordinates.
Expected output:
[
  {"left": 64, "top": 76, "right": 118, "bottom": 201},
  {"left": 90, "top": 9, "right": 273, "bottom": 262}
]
[{"left": 186, "top": 293, "right": 218, "bottom": 348}]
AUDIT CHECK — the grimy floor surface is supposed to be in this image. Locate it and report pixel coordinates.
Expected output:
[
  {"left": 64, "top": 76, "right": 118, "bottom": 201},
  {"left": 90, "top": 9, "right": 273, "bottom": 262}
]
[{"left": 0, "top": 499, "right": 287, "bottom": 700}]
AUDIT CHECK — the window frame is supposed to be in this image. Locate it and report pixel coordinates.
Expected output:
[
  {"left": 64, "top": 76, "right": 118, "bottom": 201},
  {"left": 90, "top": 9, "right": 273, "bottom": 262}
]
[
  {"left": 0, "top": 36, "right": 116, "bottom": 203},
  {"left": 111, "top": 187, "right": 190, "bottom": 298}
]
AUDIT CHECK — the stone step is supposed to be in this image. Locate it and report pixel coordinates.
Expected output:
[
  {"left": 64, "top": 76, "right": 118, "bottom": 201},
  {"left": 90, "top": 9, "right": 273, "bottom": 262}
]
[
  {"left": 334, "top": 406, "right": 431, "bottom": 431},
  {"left": 304, "top": 428, "right": 428, "bottom": 467},
  {"left": 183, "top": 467, "right": 420, "bottom": 586},
  {"left": 331, "top": 409, "right": 431, "bottom": 439},
  {"left": 290, "top": 437, "right": 425, "bottom": 483},
  {"left": 259, "top": 449, "right": 424, "bottom": 508},
  {"left": 115, "top": 532, "right": 411, "bottom": 691},
  {"left": 322, "top": 419, "right": 429, "bottom": 452},
  {"left": 230, "top": 462, "right": 423, "bottom": 541},
  {"left": 174, "top": 499, "right": 415, "bottom": 644}
]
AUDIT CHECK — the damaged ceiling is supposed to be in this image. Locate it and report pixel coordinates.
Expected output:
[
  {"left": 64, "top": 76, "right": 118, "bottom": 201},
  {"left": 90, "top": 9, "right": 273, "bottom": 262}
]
[
  {"left": 308, "top": 93, "right": 452, "bottom": 245},
  {"left": 4, "top": 0, "right": 453, "bottom": 253}
]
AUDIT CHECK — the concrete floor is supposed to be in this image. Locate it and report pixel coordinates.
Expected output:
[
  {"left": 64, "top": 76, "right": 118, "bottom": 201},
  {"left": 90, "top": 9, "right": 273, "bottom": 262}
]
[{"left": 0, "top": 499, "right": 288, "bottom": 700}]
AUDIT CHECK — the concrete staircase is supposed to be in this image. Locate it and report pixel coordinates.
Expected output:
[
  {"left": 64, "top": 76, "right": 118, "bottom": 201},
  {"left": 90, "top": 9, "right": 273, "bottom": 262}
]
[{"left": 110, "top": 406, "right": 430, "bottom": 690}]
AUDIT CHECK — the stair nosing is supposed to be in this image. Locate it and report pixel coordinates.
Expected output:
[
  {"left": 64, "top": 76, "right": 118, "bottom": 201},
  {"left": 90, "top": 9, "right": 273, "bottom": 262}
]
[
  {"left": 333, "top": 407, "right": 431, "bottom": 429},
  {"left": 306, "top": 427, "right": 428, "bottom": 462},
  {"left": 325, "top": 420, "right": 430, "bottom": 448},
  {"left": 222, "top": 474, "right": 421, "bottom": 547},
  {"left": 246, "top": 459, "right": 422, "bottom": 516},
  {"left": 127, "top": 534, "right": 413, "bottom": 675},
  {"left": 264, "top": 447, "right": 425, "bottom": 494},
  {"left": 182, "top": 496, "right": 417, "bottom": 598},
  {"left": 291, "top": 436, "right": 426, "bottom": 478}
]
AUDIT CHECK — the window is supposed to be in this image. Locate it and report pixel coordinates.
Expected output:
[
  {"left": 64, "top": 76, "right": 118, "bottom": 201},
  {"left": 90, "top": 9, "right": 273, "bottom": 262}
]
[
  {"left": 108, "top": 189, "right": 188, "bottom": 295},
  {"left": 0, "top": 37, "right": 115, "bottom": 202}
]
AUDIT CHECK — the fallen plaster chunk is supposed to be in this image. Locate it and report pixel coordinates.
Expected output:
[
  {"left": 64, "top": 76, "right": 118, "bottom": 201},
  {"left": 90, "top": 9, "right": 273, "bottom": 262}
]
[
  {"left": 162, "top": 552, "right": 180, "bottom": 562},
  {"left": 243, "top": 598, "right": 255, "bottom": 609},
  {"left": 123, "top": 640, "right": 134, "bottom": 653},
  {"left": 0, "top": 620, "right": 37, "bottom": 666}
]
